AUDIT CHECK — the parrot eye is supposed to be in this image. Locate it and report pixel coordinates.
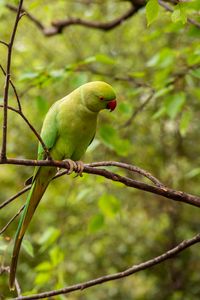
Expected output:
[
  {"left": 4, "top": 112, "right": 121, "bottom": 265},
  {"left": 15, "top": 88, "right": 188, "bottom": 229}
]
[{"left": 99, "top": 96, "right": 104, "bottom": 101}]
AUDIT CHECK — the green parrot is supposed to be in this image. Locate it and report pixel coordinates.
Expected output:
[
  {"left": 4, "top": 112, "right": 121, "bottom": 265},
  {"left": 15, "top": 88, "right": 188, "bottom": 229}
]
[{"left": 9, "top": 81, "right": 117, "bottom": 290}]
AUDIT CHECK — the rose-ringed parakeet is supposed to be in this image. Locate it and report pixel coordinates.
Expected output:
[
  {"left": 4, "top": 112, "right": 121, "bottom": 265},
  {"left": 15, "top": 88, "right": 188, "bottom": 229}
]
[{"left": 9, "top": 81, "right": 117, "bottom": 290}]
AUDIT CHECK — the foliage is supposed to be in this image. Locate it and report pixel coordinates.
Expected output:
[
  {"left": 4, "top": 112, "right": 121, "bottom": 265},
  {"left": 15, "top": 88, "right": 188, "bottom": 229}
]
[{"left": 0, "top": 0, "right": 200, "bottom": 299}]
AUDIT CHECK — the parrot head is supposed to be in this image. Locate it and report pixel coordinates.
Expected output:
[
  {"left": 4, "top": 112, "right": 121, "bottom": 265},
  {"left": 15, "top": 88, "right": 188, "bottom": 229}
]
[{"left": 80, "top": 81, "right": 117, "bottom": 113}]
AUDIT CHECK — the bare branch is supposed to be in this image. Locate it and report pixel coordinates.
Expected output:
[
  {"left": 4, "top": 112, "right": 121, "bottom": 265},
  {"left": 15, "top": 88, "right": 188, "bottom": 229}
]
[
  {"left": 0, "top": 40, "right": 9, "bottom": 47},
  {"left": 0, "top": 158, "right": 199, "bottom": 208},
  {"left": 6, "top": 2, "right": 143, "bottom": 36},
  {"left": 121, "top": 90, "right": 155, "bottom": 128},
  {"left": 0, "top": 205, "right": 25, "bottom": 234},
  {"left": 6, "top": 4, "right": 45, "bottom": 30},
  {"left": 87, "top": 161, "right": 164, "bottom": 187},
  {"left": 0, "top": 160, "right": 165, "bottom": 211},
  {"left": 13, "top": 232, "right": 200, "bottom": 299},
  {"left": 0, "top": 186, "right": 29, "bottom": 210},
  {"left": 1, "top": 0, "right": 24, "bottom": 160}
]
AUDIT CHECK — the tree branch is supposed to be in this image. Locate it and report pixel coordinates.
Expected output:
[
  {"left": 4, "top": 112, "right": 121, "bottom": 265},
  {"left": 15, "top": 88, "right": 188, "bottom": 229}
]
[
  {"left": 13, "top": 232, "right": 200, "bottom": 299},
  {"left": 6, "top": 2, "right": 143, "bottom": 36},
  {"left": 1, "top": 0, "right": 24, "bottom": 160},
  {"left": 0, "top": 40, "right": 9, "bottom": 47},
  {"left": 0, "top": 205, "right": 25, "bottom": 234},
  {"left": 0, "top": 186, "right": 29, "bottom": 210},
  {"left": 6, "top": 0, "right": 200, "bottom": 38},
  {"left": 0, "top": 158, "right": 200, "bottom": 208}
]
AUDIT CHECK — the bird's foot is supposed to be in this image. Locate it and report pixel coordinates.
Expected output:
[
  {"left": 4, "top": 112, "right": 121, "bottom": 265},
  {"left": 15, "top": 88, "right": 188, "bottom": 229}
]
[
  {"left": 63, "top": 159, "right": 84, "bottom": 176},
  {"left": 63, "top": 159, "right": 77, "bottom": 175},
  {"left": 74, "top": 160, "right": 84, "bottom": 177}
]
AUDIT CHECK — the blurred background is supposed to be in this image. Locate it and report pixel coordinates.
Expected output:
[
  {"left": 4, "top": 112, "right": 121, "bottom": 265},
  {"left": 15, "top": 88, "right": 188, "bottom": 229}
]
[{"left": 0, "top": 0, "right": 200, "bottom": 299}]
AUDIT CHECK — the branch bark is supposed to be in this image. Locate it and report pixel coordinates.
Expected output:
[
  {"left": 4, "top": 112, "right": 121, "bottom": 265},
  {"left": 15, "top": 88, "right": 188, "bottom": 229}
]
[
  {"left": 6, "top": 0, "right": 200, "bottom": 38},
  {"left": 0, "top": 158, "right": 200, "bottom": 208},
  {"left": 6, "top": 2, "right": 143, "bottom": 36},
  {"left": 13, "top": 232, "right": 200, "bottom": 299}
]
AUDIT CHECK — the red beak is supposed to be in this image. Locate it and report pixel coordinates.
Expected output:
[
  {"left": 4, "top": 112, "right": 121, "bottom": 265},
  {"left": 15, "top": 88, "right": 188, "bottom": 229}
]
[{"left": 107, "top": 99, "right": 117, "bottom": 111}]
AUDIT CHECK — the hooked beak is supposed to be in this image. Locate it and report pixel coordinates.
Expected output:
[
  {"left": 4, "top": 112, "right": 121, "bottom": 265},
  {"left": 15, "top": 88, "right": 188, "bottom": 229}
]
[{"left": 106, "top": 99, "right": 117, "bottom": 112}]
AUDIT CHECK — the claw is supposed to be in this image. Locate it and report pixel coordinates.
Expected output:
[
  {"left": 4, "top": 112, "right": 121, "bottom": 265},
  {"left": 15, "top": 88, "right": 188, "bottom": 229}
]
[
  {"left": 63, "top": 159, "right": 77, "bottom": 174},
  {"left": 74, "top": 160, "right": 84, "bottom": 177},
  {"left": 63, "top": 159, "right": 84, "bottom": 176}
]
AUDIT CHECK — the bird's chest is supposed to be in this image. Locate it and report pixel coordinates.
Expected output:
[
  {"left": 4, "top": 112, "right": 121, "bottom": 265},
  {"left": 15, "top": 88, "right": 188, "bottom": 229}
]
[{"left": 57, "top": 109, "right": 97, "bottom": 160}]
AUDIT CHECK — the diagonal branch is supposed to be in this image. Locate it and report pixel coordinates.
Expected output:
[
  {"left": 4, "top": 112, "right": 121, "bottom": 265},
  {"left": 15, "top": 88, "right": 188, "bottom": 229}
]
[
  {"left": 13, "top": 232, "right": 200, "bottom": 299},
  {"left": 159, "top": 0, "right": 200, "bottom": 29},
  {"left": 0, "top": 205, "right": 25, "bottom": 234},
  {"left": 1, "top": 0, "right": 24, "bottom": 160}
]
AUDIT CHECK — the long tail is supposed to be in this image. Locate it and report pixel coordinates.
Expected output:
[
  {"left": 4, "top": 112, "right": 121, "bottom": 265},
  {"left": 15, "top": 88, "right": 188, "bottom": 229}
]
[{"left": 9, "top": 167, "right": 55, "bottom": 290}]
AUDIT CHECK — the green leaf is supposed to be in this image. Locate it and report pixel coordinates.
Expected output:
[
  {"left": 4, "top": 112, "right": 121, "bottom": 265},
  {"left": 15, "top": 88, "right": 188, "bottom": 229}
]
[
  {"left": 95, "top": 54, "right": 115, "bottom": 65},
  {"left": 99, "top": 125, "right": 131, "bottom": 156},
  {"left": 34, "top": 272, "right": 51, "bottom": 285},
  {"left": 171, "top": 4, "right": 187, "bottom": 24},
  {"left": 154, "top": 86, "right": 174, "bottom": 99},
  {"left": 118, "top": 102, "right": 132, "bottom": 115},
  {"left": 35, "top": 261, "right": 52, "bottom": 272},
  {"left": 190, "top": 68, "right": 200, "bottom": 79},
  {"left": 165, "top": 92, "right": 186, "bottom": 119},
  {"left": 146, "top": 0, "right": 159, "bottom": 26},
  {"left": 22, "top": 239, "right": 34, "bottom": 257},
  {"left": 147, "top": 48, "right": 175, "bottom": 68},
  {"left": 49, "top": 246, "right": 64, "bottom": 267},
  {"left": 19, "top": 71, "right": 39, "bottom": 81},
  {"left": 88, "top": 214, "right": 105, "bottom": 233},
  {"left": 179, "top": 110, "right": 192, "bottom": 136},
  {"left": 98, "top": 194, "right": 120, "bottom": 219},
  {"left": 186, "top": 168, "right": 200, "bottom": 179},
  {"left": 38, "top": 227, "right": 61, "bottom": 252},
  {"left": 152, "top": 106, "right": 166, "bottom": 120}
]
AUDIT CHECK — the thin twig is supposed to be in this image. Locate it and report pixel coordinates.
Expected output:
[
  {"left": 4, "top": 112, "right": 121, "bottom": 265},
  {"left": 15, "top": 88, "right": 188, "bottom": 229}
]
[
  {"left": 0, "top": 105, "right": 52, "bottom": 160},
  {"left": 0, "top": 266, "right": 22, "bottom": 296},
  {"left": 1, "top": 0, "right": 24, "bottom": 160},
  {"left": 0, "top": 64, "right": 21, "bottom": 111},
  {"left": 0, "top": 186, "right": 29, "bottom": 209},
  {"left": 159, "top": 0, "right": 200, "bottom": 29},
  {"left": 13, "top": 232, "right": 200, "bottom": 299},
  {"left": 0, "top": 158, "right": 200, "bottom": 208},
  {"left": 0, "top": 40, "right": 9, "bottom": 47},
  {"left": 121, "top": 90, "right": 155, "bottom": 128},
  {"left": 0, "top": 205, "right": 25, "bottom": 234}
]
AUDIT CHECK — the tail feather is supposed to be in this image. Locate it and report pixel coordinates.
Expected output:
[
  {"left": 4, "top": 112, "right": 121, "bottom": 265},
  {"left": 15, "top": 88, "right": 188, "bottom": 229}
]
[{"left": 9, "top": 170, "right": 52, "bottom": 290}]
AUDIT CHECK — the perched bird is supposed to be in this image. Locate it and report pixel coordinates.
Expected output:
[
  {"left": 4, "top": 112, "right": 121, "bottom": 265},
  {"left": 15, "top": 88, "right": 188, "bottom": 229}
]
[{"left": 9, "top": 81, "right": 117, "bottom": 290}]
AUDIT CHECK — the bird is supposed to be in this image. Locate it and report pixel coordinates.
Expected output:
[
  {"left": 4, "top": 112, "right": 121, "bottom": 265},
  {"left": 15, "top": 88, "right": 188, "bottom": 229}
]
[{"left": 9, "top": 81, "right": 117, "bottom": 290}]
